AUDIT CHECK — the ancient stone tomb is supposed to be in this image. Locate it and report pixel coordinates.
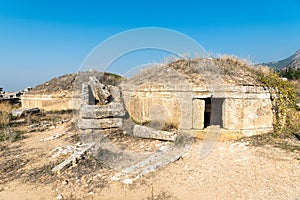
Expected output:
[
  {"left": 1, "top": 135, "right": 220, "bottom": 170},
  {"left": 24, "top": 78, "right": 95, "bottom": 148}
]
[{"left": 120, "top": 58, "right": 274, "bottom": 139}]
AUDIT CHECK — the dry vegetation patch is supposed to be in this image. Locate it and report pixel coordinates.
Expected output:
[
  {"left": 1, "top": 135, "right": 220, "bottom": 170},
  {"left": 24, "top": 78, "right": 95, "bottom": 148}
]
[
  {"left": 0, "top": 102, "right": 12, "bottom": 127},
  {"left": 28, "top": 71, "right": 124, "bottom": 96}
]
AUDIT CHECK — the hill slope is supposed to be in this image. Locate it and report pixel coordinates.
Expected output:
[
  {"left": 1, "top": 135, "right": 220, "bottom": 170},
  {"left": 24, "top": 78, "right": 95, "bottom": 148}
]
[
  {"left": 262, "top": 49, "right": 300, "bottom": 70},
  {"left": 28, "top": 71, "right": 123, "bottom": 95}
]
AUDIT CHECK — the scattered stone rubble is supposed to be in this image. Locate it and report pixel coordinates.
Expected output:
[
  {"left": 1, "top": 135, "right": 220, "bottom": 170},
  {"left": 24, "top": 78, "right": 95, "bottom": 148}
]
[
  {"left": 40, "top": 133, "right": 66, "bottom": 142},
  {"left": 52, "top": 142, "right": 95, "bottom": 173},
  {"left": 51, "top": 76, "right": 185, "bottom": 183}
]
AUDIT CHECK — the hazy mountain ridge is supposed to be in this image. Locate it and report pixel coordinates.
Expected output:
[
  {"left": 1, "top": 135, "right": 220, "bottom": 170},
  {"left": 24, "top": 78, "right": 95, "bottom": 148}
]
[{"left": 261, "top": 49, "right": 300, "bottom": 70}]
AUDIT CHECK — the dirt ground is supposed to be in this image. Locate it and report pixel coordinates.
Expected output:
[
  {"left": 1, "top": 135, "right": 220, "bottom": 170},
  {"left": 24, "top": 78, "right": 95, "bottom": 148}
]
[{"left": 1, "top": 122, "right": 300, "bottom": 200}]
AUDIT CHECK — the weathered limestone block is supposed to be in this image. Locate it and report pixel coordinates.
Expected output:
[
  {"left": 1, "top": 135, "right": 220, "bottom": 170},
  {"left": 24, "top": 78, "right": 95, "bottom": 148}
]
[
  {"left": 223, "top": 98, "right": 273, "bottom": 132},
  {"left": 223, "top": 98, "right": 244, "bottom": 130},
  {"left": 77, "top": 118, "right": 123, "bottom": 129},
  {"left": 21, "top": 94, "right": 75, "bottom": 111},
  {"left": 108, "top": 85, "right": 122, "bottom": 102},
  {"left": 11, "top": 107, "right": 40, "bottom": 117},
  {"left": 119, "top": 145, "right": 183, "bottom": 181},
  {"left": 242, "top": 98, "right": 273, "bottom": 129},
  {"left": 176, "top": 92, "right": 193, "bottom": 130},
  {"left": 81, "top": 83, "right": 90, "bottom": 105},
  {"left": 133, "top": 125, "right": 177, "bottom": 141},
  {"left": 88, "top": 76, "right": 110, "bottom": 105},
  {"left": 128, "top": 90, "right": 182, "bottom": 128},
  {"left": 192, "top": 99, "right": 205, "bottom": 129},
  {"left": 80, "top": 102, "right": 125, "bottom": 119}
]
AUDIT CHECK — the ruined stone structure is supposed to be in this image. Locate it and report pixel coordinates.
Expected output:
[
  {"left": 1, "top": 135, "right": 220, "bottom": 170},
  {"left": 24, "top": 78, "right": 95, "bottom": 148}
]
[
  {"left": 20, "top": 58, "right": 275, "bottom": 140},
  {"left": 121, "top": 84, "right": 273, "bottom": 140},
  {"left": 120, "top": 58, "right": 274, "bottom": 139},
  {"left": 77, "top": 77, "right": 125, "bottom": 131},
  {"left": 21, "top": 94, "right": 74, "bottom": 111},
  {"left": 21, "top": 72, "right": 122, "bottom": 111}
]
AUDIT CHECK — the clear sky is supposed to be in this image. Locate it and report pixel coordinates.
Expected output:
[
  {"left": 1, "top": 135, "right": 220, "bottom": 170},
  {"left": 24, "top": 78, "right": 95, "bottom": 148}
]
[{"left": 1, "top": 0, "right": 300, "bottom": 91}]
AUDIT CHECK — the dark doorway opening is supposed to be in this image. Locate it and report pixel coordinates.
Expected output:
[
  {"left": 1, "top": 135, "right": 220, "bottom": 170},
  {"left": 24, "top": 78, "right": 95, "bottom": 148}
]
[
  {"left": 204, "top": 98, "right": 211, "bottom": 128},
  {"left": 204, "top": 98, "right": 224, "bottom": 128}
]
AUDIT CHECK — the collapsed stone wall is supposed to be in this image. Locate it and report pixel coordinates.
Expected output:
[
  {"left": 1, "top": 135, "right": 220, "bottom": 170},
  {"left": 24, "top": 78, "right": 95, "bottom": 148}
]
[
  {"left": 77, "top": 77, "right": 125, "bottom": 132},
  {"left": 76, "top": 77, "right": 178, "bottom": 142}
]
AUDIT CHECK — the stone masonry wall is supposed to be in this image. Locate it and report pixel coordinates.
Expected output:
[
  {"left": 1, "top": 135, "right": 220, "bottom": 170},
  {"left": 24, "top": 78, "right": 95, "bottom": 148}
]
[
  {"left": 120, "top": 84, "right": 274, "bottom": 137},
  {"left": 21, "top": 94, "right": 76, "bottom": 111}
]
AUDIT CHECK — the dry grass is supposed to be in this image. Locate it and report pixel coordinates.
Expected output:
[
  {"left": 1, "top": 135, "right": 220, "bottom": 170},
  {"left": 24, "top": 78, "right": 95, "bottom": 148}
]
[
  {"left": 284, "top": 109, "right": 300, "bottom": 136},
  {"left": 0, "top": 102, "right": 12, "bottom": 127},
  {"left": 129, "top": 56, "right": 272, "bottom": 87},
  {"left": 29, "top": 71, "right": 123, "bottom": 95},
  {"left": 219, "top": 55, "right": 251, "bottom": 67},
  {"left": 0, "top": 128, "right": 25, "bottom": 142},
  {"left": 291, "top": 80, "right": 300, "bottom": 97}
]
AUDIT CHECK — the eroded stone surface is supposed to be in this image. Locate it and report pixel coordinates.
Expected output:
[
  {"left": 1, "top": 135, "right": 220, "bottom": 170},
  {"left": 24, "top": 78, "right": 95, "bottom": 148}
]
[
  {"left": 133, "top": 125, "right": 177, "bottom": 142},
  {"left": 77, "top": 118, "right": 123, "bottom": 129},
  {"left": 80, "top": 102, "right": 125, "bottom": 119},
  {"left": 88, "top": 76, "right": 110, "bottom": 105},
  {"left": 192, "top": 99, "right": 205, "bottom": 129},
  {"left": 121, "top": 83, "right": 274, "bottom": 138},
  {"left": 108, "top": 85, "right": 122, "bottom": 103}
]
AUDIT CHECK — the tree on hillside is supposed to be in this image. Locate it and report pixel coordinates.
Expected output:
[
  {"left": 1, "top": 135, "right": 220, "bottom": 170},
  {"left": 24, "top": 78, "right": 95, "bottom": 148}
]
[{"left": 279, "top": 68, "right": 300, "bottom": 80}]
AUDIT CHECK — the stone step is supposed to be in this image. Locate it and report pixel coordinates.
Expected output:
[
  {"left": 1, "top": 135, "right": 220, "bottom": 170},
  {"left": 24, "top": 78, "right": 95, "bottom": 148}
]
[
  {"left": 80, "top": 102, "right": 125, "bottom": 119},
  {"left": 77, "top": 118, "right": 123, "bottom": 129}
]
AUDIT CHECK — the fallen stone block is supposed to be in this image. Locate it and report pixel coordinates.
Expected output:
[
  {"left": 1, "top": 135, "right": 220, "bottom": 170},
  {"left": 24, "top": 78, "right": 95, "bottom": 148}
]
[
  {"left": 11, "top": 107, "right": 40, "bottom": 117},
  {"left": 80, "top": 102, "right": 125, "bottom": 119},
  {"left": 112, "top": 145, "right": 184, "bottom": 184},
  {"left": 133, "top": 125, "right": 177, "bottom": 142},
  {"left": 51, "top": 146, "right": 74, "bottom": 158},
  {"left": 77, "top": 118, "right": 123, "bottom": 129},
  {"left": 52, "top": 142, "right": 95, "bottom": 173},
  {"left": 88, "top": 76, "right": 110, "bottom": 105},
  {"left": 40, "top": 133, "right": 66, "bottom": 142},
  {"left": 10, "top": 118, "right": 26, "bottom": 124}
]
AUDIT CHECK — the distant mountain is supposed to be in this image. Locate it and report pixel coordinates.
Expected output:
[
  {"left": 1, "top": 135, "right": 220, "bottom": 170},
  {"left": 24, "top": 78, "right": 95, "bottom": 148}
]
[{"left": 261, "top": 49, "right": 300, "bottom": 70}]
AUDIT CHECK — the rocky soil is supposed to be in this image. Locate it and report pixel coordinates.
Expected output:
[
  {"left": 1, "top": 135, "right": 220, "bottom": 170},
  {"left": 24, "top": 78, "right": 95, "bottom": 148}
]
[{"left": 0, "top": 120, "right": 300, "bottom": 200}]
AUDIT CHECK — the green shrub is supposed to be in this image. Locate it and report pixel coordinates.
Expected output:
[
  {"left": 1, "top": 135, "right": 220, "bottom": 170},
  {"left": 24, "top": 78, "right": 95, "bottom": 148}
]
[
  {"left": 279, "top": 68, "right": 300, "bottom": 80},
  {"left": 258, "top": 71, "right": 297, "bottom": 133}
]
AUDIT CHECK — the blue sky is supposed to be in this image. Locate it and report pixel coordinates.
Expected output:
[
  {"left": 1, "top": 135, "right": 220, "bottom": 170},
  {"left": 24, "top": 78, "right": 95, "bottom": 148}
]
[{"left": 1, "top": 0, "right": 300, "bottom": 91}]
